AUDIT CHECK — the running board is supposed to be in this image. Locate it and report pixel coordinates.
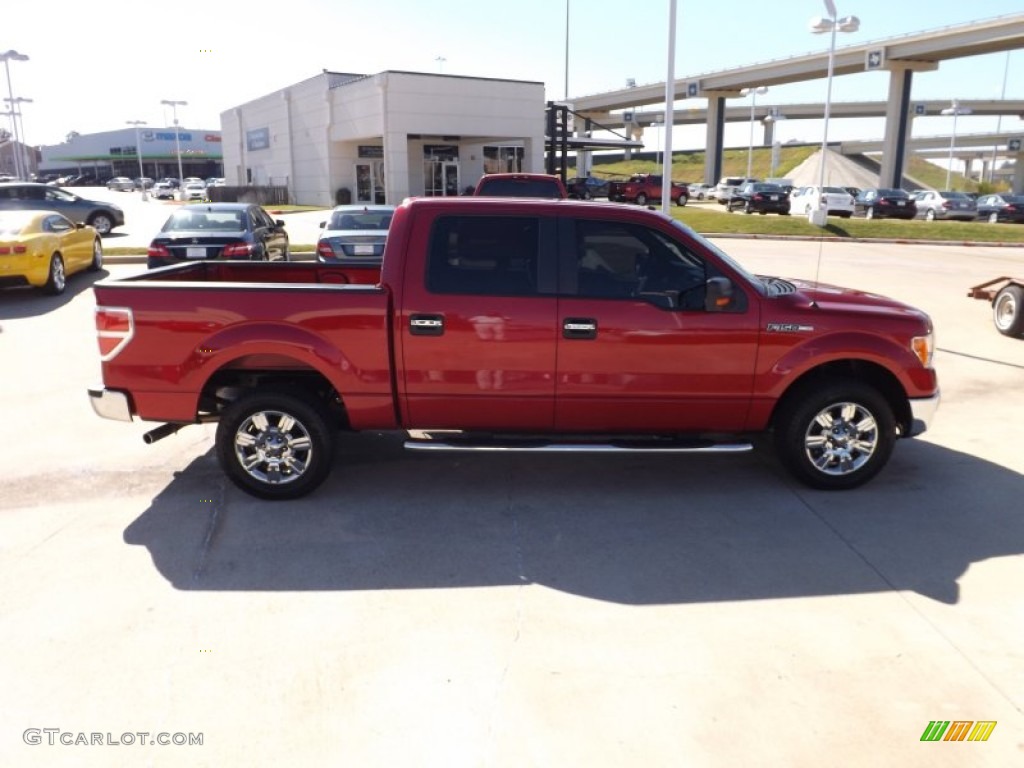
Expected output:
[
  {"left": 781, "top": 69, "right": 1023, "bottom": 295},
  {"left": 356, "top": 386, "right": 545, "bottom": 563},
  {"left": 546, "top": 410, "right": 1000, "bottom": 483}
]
[{"left": 404, "top": 432, "right": 753, "bottom": 454}]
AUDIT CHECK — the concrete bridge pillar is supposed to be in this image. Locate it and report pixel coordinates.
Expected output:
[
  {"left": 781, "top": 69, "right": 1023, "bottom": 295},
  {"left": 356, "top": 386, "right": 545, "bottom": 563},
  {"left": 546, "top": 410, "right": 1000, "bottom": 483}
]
[{"left": 703, "top": 94, "right": 730, "bottom": 185}]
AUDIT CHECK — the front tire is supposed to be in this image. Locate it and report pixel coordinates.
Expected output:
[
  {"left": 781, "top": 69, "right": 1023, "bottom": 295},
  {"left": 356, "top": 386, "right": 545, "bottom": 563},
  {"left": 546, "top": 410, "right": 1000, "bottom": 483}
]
[
  {"left": 925, "top": 209, "right": 936, "bottom": 221},
  {"left": 988, "top": 212, "right": 999, "bottom": 224},
  {"left": 89, "top": 214, "right": 113, "bottom": 235},
  {"left": 44, "top": 254, "right": 66, "bottom": 295},
  {"left": 635, "top": 193, "right": 648, "bottom": 206},
  {"left": 993, "top": 284, "right": 1024, "bottom": 337},
  {"left": 88, "top": 239, "right": 103, "bottom": 271},
  {"left": 216, "top": 392, "right": 335, "bottom": 500},
  {"left": 774, "top": 380, "right": 896, "bottom": 490}
]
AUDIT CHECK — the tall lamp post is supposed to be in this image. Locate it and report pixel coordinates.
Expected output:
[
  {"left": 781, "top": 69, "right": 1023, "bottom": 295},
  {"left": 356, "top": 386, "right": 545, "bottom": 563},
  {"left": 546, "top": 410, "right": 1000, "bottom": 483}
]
[
  {"left": 126, "top": 120, "right": 148, "bottom": 200},
  {"left": 741, "top": 86, "right": 768, "bottom": 180},
  {"left": 160, "top": 99, "right": 187, "bottom": 197},
  {"left": 941, "top": 99, "right": 972, "bottom": 190},
  {"left": 1, "top": 49, "right": 29, "bottom": 180},
  {"left": 809, "top": 3, "right": 859, "bottom": 225}
]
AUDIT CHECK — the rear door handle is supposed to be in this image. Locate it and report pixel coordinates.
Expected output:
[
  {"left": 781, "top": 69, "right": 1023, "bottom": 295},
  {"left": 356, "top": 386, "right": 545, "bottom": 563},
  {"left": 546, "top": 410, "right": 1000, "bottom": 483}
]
[
  {"left": 410, "top": 314, "right": 445, "bottom": 336},
  {"left": 563, "top": 317, "right": 597, "bottom": 340}
]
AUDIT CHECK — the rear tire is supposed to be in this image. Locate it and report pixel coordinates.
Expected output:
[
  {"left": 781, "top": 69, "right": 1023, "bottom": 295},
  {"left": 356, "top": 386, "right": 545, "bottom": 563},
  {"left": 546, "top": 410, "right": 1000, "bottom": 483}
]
[
  {"left": 925, "top": 209, "right": 936, "bottom": 221},
  {"left": 865, "top": 206, "right": 875, "bottom": 220},
  {"left": 988, "top": 212, "right": 999, "bottom": 224},
  {"left": 216, "top": 392, "right": 335, "bottom": 500},
  {"left": 88, "top": 239, "right": 103, "bottom": 271},
  {"left": 635, "top": 193, "right": 648, "bottom": 206},
  {"left": 993, "top": 284, "right": 1024, "bottom": 337},
  {"left": 774, "top": 379, "right": 896, "bottom": 490},
  {"left": 44, "top": 254, "right": 66, "bottom": 295}
]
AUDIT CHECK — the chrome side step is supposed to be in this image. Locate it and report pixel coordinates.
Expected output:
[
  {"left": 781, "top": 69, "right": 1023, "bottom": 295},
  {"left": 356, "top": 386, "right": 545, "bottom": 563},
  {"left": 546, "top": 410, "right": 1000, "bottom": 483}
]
[{"left": 404, "top": 432, "right": 753, "bottom": 454}]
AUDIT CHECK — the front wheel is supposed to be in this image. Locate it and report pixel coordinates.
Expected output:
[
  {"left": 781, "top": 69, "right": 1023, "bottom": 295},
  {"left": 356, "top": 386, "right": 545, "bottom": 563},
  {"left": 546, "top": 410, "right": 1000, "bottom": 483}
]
[
  {"left": 925, "top": 209, "right": 936, "bottom": 221},
  {"left": 865, "top": 206, "right": 875, "bottom": 220},
  {"left": 88, "top": 239, "right": 103, "bottom": 271},
  {"left": 993, "top": 284, "right": 1024, "bottom": 337},
  {"left": 635, "top": 193, "right": 648, "bottom": 206},
  {"left": 89, "top": 214, "right": 113, "bottom": 235},
  {"left": 774, "top": 380, "right": 896, "bottom": 490},
  {"left": 988, "top": 212, "right": 999, "bottom": 224},
  {"left": 216, "top": 392, "right": 335, "bottom": 500},
  {"left": 674, "top": 194, "right": 686, "bottom": 207}
]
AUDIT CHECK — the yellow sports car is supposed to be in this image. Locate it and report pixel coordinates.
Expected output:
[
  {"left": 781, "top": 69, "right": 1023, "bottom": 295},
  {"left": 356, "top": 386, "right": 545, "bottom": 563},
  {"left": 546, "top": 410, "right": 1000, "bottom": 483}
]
[{"left": 0, "top": 210, "right": 103, "bottom": 294}]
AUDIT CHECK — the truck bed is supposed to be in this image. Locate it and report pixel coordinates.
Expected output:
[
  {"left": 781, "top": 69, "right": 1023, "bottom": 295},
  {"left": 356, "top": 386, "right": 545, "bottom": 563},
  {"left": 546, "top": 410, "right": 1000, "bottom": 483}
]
[{"left": 130, "top": 259, "right": 382, "bottom": 286}]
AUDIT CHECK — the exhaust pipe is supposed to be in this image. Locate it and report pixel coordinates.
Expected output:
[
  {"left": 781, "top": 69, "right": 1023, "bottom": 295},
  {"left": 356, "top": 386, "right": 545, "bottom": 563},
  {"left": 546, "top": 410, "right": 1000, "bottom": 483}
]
[{"left": 143, "top": 422, "right": 187, "bottom": 444}]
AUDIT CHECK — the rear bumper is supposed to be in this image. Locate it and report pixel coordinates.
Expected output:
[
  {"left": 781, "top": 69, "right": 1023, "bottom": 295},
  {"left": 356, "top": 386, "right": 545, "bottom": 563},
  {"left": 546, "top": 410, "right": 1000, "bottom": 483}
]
[
  {"left": 88, "top": 386, "right": 133, "bottom": 422},
  {"left": 907, "top": 391, "right": 940, "bottom": 437}
]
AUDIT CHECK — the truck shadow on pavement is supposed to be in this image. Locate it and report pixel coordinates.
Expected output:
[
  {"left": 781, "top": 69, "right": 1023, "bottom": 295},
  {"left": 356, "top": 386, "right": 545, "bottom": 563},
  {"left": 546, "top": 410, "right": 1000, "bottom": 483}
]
[
  {"left": 123, "top": 432, "right": 1023, "bottom": 606},
  {"left": 0, "top": 268, "right": 108, "bottom": 320}
]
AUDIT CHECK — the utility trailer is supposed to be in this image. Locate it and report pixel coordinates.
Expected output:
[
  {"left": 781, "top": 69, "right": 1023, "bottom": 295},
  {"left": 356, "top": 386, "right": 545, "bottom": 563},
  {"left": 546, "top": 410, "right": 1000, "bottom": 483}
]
[{"left": 968, "top": 277, "right": 1024, "bottom": 337}]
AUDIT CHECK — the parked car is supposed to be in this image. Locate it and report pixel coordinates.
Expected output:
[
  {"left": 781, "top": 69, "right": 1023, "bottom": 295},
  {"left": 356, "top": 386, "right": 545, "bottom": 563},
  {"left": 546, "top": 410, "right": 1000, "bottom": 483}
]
[
  {"left": 0, "top": 210, "right": 103, "bottom": 294},
  {"left": 726, "top": 182, "right": 791, "bottom": 215},
  {"left": 789, "top": 185, "right": 855, "bottom": 218},
  {"left": 913, "top": 190, "right": 977, "bottom": 221},
  {"left": 0, "top": 182, "right": 125, "bottom": 235},
  {"left": 854, "top": 188, "right": 917, "bottom": 220},
  {"left": 687, "top": 182, "right": 715, "bottom": 200},
  {"left": 106, "top": 177, "right": 135, "bottom": 192},
  {"left": 474, "top": 173, "right": 567, "bottom": 198},
  {"left": 715, "top": 177, "right": 757, "bottom": 205},
  {"left": 151, "top": 182, "right": 175, "bottom": 200},
  {"left": 606, "top": 174, "right": 688, "bottom": 206},
  {"left": 844, "top": 187, "right": 862, "bottom": 199},
  {"left": 316, "top": 204, "right": 395, "bottom": 263},
  {"left": 182, "top": 181, "right": 207, "bottom": 201},
  {"left": 133, "top": 177, "right": 155, "bottom": 190},
  {"left": 566, "top": 176, "right": 610, "bottom": 200},
  {"left": 146, "top": 203, "right": 289, "bottom": 268},
  {"left": 974, "top": 193, "right": 1024, "bottom": 224}
]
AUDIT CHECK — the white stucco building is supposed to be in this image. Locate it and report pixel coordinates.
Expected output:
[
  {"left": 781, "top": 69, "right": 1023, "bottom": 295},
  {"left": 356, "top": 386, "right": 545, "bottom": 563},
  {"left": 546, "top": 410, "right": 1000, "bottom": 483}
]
[{"left": 221, "top": 70, "right": 547, "bottom": 207}]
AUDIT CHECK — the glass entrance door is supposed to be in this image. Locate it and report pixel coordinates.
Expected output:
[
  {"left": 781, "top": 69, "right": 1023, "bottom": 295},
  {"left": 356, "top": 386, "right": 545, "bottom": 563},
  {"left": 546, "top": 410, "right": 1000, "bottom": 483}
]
[
  {"left": 356, "top": 161, "right": 386, "bottom": 203},
  {"left": 424, "top": 160, "right": 460, "bottom": 196}
]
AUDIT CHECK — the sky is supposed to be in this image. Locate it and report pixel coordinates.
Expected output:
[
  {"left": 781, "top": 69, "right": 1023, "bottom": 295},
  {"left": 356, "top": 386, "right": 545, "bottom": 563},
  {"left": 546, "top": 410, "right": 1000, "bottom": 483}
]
[{"left": 4, "top": 0, "right": 1023, "bottom": 151}]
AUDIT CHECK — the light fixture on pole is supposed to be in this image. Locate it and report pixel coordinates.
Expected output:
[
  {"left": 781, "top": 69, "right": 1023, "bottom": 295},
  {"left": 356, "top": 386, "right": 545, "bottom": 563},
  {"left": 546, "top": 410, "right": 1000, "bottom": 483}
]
[
  {"left": 161, "top": 99, "right": 187, "bottom": 198},
  {"left": 4, "top": 96, "right": 32, "bottom": 178},
  {"left": 1, "top": 49, "right": 29, "bottom": 180},
  {"left": 126, "top": 120, "right": 148, "bottom": 200},
  {"left": 941, "top": 99, "right": 972, "bottom": 190},
  {"left": 741, "top": 86, "right": 768, "bottom": 180},
  {"left": 808, "top": 3, "right": 859, "bottom": 226}
]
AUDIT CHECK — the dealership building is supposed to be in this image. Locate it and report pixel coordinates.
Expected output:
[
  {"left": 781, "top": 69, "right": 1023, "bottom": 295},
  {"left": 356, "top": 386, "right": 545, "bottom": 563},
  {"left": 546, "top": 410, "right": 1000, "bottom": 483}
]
[
  {"left": 221, "top": 70, "right": 547, "bottom": 206},
  {"left": 38, "top": 128, "right": 224, "bottom": 181}
]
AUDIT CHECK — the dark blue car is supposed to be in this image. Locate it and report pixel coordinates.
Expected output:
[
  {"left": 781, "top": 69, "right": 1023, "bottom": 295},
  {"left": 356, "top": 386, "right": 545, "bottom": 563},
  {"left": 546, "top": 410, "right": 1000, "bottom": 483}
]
[{"left": 146, "top": 203, "right": 289, "bottom": 268}]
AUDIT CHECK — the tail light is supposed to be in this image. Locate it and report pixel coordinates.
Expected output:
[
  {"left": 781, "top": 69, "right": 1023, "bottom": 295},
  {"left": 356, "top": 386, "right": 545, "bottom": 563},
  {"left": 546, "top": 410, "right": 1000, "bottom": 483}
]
[
  {"left": 222, "top": 243, "right": 255, "bottom": 258},
  {"left": 753, "top": 194, "right": 764, "bottom": 201},
  {"left": 942, "top": 201, "right": 952, "bottom": 209},
  {"left": 316, "top": 241, "right": 335, "bottom": 260},
  {"left": 1006, "top": 205, "right": 1019, "bottom": 212},
  {"left": 0, "top": 244, "right": 28, "bottom": 255},
  {"left": 95, "top": 306, "right": 134, "bottom": 361},
  {"left": 147, "top": 243, "right": 170, "bottom": 259},
  {"left": 879, "top": 199, "right": 891, "bottom": 206}
]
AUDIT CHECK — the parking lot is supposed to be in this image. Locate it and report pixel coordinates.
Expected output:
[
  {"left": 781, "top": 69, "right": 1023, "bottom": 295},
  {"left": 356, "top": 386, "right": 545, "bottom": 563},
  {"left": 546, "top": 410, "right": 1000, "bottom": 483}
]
[{"left": 1, "top": 234, "right": 1023, "bottom": 766}]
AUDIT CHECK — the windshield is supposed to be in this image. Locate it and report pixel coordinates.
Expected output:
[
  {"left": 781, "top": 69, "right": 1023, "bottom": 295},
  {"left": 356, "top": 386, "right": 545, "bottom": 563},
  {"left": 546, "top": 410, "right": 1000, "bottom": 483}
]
[
  {"left": 163, "top": 209, "right": 245, "bottom": 232},
  {"left": 669, "top": 218, "right": 764, "bottom": 294},
  {"left": 823, "top": 186, "right": 847, "bottom": 194}
]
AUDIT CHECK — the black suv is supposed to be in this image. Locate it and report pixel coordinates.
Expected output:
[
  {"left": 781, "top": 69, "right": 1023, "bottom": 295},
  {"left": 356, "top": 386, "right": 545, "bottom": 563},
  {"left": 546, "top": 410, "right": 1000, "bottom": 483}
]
[{"left": 0, "top": 182, "right": 125, "bottom": 235}]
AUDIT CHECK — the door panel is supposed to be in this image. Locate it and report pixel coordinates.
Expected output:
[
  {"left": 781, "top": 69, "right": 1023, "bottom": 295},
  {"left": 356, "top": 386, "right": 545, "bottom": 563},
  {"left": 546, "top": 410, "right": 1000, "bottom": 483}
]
[
  {"left": 554, "top": 218, "right": 760, "bottom": 432},
  {"left": 399, "top": 214, "right": 558, "bottom": 430}
]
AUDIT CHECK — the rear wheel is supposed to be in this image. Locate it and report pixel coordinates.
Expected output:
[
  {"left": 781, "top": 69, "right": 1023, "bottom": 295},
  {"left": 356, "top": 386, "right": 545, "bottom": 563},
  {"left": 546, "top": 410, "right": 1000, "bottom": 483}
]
[
  {"left": 675, "top": 194, "right": 686, "bottom": 207},
  {"left": 988, "top": 212, "right": 999, "bottom": 224},
  {"left": 216, "top": 392, "right": 335, "bottom": 500},
  {"left": 925, "top": 209, "right": 936, "bottom": 221},
  {"left": 865, "top": 206, "right": 875, "bottom": 220},
  {"left": 635, "top": 193, "right": 648, "bottom": 206},
  {"left": 89, "top": 213, "right": 113, "bottom": 235},
  {"left": 44, "top": 254, "right": 66, "bottom": 295},
  {"left": 774, "top": 379, "right": 896, "bottom": 490},
  {"left": 744, "top": 202, "right": 753, "bottom": 215},
  {"left": 993, "top": 284, "right": 1024, "bottom": 337}
]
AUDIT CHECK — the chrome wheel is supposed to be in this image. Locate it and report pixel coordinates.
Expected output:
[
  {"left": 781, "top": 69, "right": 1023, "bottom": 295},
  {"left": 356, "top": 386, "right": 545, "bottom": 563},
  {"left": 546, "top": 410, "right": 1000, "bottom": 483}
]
[
  {"left": 993, "top": 285, "right": 1024, "bottom": 337},
  {"left": 925, "top": 209, "right": 935, "bottom": 221},
  {"left": 90, "top": 214, "right": 113, "bottom": 235},
  {"left": 233, "top": 410, "right": 314, "bottom": 486},
  {"left": 802, "top": 401, "right": 879, "bottom": 477},
  {"left": 89, "top": 239, "right": 103, "bottom": 271},
  {"left": 45, "top": 254, "right": 66, "bottom": 295}
]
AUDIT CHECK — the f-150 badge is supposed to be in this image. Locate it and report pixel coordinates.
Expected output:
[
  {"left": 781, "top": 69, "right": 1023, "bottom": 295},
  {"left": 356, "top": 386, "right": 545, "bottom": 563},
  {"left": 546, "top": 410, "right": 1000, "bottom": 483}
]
[{"left": 766, "top": 322, "right": 814, "bottom": 333}]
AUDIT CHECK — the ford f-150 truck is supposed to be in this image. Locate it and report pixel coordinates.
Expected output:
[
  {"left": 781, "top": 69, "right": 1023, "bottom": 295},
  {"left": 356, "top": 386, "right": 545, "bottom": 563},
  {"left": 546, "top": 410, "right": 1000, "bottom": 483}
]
[
  {"left": 89, "top": 197, "right": 939, "bottom": 500},
  {"left": 606, "top": 174, "right": 688, "bottom": 206}
]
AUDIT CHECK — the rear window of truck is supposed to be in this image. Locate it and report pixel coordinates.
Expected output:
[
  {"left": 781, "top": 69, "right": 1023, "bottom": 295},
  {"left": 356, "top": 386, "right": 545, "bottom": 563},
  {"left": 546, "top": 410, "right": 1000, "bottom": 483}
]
[{"left": 427, "top": 216, "right": 540, "bottom": 296}]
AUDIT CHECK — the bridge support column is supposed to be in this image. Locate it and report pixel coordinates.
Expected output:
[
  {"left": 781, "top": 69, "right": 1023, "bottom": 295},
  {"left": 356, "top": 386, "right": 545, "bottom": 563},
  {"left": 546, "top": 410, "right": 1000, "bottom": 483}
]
[
  {"left": 704, "top": 95, "right": 728, "bottom": 186},
  {"left": 763, "top": 120, "right": 774, "bottom": 147},
  {"left": 1013, "top": 150, "right": 1024, "bottom": 195},
  {"left": 879, "top": 67, "right": 914, "bottom": 189}
]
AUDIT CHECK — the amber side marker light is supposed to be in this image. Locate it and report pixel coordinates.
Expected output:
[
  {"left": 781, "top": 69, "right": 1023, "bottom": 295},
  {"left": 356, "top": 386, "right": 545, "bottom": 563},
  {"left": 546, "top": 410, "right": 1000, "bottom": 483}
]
[{"left": 912, "top": 333, "right": 934, "bottom": 367}]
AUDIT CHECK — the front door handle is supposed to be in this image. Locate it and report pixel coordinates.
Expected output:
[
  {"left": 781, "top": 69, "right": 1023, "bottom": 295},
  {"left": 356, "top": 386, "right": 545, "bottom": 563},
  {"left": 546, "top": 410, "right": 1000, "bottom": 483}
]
[
  {"left": 410, "top": 314, "right": 445, "bottom": 336},
  {"left": 563, "top": 317, "right": 597, "bottom": 340}
]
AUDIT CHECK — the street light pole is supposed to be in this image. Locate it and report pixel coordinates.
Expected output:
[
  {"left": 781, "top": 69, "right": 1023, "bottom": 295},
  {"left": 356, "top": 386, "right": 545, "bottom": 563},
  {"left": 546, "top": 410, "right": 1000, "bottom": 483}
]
[
  {"left": 741, "top": 86, "right": 768, "bottom": 180},
  {"left": 1, "top": 49, "right": 29, "bottom": 180},
  {"left": 6, "top": 96, "right": 33, "bottom": 178},
  {"left": 126, "top": 120, "right": 148, "bottom": 200},
  {"left": 808, "top": 4, "right": 860, "bottom": 226},
  {"left": 161, "top": 99, "right": 187, "bottom": 197},
  {"left": 942, "top": 99, "right": 972, "bottom": 190}
]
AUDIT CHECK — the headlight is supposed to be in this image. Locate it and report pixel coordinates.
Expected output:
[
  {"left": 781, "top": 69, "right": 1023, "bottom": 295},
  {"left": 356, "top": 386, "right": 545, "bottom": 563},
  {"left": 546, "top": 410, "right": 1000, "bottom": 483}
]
[{"left": 912, "top": 332, "right": 934, "bottom": 368}]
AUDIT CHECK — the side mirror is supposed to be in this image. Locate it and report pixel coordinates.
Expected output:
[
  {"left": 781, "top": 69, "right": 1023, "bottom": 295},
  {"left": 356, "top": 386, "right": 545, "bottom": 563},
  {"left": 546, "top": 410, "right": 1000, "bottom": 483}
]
[
  {"left": 704, "top": 276, "right": 734, "bottom": 311},
  {"left": 75, "top": 222, "right": 86, "bottom": 229},
  {"left": 275, "top": 220, "right": 285, "bottom": 228},
  {"left": 319, "top": 221, "right": 326, "bottom": 229}
]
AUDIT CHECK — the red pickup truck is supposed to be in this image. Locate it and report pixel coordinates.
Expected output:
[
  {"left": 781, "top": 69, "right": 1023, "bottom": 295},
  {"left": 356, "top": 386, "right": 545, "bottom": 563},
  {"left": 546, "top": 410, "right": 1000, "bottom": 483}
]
[
  {"left": 607, "top": 174, "right": 688, "bottom": 206},
  {"left": 89, "top": 197, "right": 939, "bottom": 500}
]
